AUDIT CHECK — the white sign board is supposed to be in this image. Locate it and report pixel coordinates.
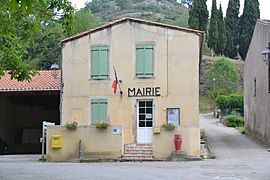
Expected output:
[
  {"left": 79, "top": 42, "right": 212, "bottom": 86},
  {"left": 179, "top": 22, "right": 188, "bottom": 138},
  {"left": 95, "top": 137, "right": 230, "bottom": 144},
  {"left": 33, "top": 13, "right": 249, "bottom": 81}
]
[{"left": 112, "top": 126, "right": 122, "bottom": 135}]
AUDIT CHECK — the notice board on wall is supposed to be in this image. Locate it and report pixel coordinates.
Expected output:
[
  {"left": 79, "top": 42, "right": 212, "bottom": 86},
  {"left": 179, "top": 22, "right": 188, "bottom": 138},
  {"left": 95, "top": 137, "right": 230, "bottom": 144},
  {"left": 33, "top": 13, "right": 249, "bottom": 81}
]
[{"left": 166, "top": 108, "right": 180, "bottom": 125}]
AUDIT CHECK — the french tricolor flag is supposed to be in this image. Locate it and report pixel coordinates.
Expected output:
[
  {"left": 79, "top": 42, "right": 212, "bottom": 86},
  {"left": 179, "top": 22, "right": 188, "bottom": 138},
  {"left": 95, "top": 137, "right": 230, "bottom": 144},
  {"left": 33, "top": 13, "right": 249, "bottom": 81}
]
[{"left": 112, "top": 67, "right": 118, "bottom": 94}]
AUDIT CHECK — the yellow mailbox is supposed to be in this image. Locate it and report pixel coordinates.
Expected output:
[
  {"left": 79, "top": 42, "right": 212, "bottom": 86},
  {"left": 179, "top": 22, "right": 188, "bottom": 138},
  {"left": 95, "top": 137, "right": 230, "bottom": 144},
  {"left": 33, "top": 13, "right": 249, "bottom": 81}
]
[{"left": 51, "top": 135, "right": 62, "bottom": 149}]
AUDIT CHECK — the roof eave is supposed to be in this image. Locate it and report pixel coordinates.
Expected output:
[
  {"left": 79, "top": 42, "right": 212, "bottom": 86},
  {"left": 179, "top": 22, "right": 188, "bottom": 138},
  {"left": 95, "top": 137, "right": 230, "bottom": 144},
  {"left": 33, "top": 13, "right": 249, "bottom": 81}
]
[
  {"left": 60, "top": 17, "right": 205, "bottom": 44},
  {"left": 0, "top": 89, "right": 61, "bottom": 92}
]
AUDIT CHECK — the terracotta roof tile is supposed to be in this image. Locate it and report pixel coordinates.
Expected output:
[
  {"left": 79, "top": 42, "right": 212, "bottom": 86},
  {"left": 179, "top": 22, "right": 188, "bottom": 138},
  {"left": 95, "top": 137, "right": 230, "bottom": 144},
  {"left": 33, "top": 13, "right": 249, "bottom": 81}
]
[{"left": 0, "top": 70, "right": 61, "bottom": 92}]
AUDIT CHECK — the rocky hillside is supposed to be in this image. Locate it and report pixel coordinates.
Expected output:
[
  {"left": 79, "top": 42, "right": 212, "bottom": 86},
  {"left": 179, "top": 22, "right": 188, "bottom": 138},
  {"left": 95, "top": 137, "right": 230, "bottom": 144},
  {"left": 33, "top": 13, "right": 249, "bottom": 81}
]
[{"left": 83, "top": 0, "right": 189, "bottom": 27}]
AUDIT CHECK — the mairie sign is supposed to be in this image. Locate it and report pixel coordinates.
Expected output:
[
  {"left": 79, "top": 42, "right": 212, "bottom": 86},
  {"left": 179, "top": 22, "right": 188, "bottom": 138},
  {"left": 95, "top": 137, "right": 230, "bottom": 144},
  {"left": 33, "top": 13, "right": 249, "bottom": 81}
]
[{"left": 128, "top": 87, "right": 161, "bottom": 97}]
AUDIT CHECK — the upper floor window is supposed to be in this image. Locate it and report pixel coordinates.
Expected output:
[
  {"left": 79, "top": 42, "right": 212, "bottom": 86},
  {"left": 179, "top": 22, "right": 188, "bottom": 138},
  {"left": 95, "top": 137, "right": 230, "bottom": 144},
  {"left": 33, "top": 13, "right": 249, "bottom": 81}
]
[
  {"left": 91, "top": 99, "right": 107, "bottom": 124},
  {"left": 136, "top": 44, "right": 154, "bottom": 78},
  {"left": 91, "top": 46, "right": 109, "bottom": 80}
]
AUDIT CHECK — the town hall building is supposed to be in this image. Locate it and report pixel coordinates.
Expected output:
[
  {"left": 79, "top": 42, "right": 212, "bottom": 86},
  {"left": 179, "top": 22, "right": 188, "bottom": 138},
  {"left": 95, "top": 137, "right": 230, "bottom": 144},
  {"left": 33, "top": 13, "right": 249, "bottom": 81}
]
[{"left": 46, "top": 18, "right": 204, "bottom": 161}]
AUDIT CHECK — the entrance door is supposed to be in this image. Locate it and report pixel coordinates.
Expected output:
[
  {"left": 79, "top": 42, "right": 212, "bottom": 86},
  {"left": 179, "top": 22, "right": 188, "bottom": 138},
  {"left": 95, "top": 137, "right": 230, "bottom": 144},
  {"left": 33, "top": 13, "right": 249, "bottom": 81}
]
[{"left": 137, "top": 100, "right": 153, "bottom": 144}]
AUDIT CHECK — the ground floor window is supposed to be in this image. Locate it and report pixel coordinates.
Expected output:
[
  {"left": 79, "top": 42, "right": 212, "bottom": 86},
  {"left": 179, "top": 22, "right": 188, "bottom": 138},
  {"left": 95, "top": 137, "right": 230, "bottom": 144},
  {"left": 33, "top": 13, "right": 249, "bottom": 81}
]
[{"left": 91, "top": 99, "right": 107, "bottom": 124}]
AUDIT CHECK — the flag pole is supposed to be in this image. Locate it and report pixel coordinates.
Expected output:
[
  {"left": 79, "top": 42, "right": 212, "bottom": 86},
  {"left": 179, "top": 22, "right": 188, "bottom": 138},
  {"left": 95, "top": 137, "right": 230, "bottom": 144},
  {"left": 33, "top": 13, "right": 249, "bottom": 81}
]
[{"left": 113, "top": 66, "right": 123, "bottom": 95}]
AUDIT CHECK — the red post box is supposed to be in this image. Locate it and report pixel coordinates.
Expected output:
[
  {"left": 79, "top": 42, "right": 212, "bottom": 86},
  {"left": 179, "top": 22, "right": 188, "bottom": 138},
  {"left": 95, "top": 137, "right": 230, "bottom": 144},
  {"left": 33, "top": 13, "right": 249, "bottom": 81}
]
[{"left": 174, "top": 134, "right": 182, "bottom": 152}]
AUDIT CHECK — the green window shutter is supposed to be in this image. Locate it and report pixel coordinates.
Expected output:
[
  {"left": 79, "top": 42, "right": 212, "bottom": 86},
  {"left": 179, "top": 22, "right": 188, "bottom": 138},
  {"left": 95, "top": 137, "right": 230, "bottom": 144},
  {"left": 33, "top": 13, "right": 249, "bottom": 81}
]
[
  {"left": 99, "top": 101, "right": 107, "bottom": 122},
  {"left": 91, "top": 49, "right": 99, "bottom": 79},
  {"left": 136, "top": 47, "right": 145, "bottom": 78},
  {"left": 91, "top": 100, "right": 99, "bottom": 124},
  {"left": 91, "top": 46, "right": 109, "bottom": 80},
  {"left": 144, "top": 46, "right": 153, "bottom": 77},
  {"left": 99, "top": 47, "right": 108, "bottom": 79},
  {"left": 136, "top": 45, "right": 153, "bottom": 78},
  {"left": 91, "top": 99, "right": 107, "bottom": 124}
]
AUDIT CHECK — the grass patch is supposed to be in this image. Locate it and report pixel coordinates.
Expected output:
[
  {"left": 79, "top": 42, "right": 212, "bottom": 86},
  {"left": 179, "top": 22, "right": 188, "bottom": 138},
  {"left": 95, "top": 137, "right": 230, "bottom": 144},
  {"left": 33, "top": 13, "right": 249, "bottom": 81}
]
[
  {"left": 199, "top": 95, "right": 215, "bottom": 113},
  {"left": 237, "top": 127, "right": 245, "bottom": 134}
]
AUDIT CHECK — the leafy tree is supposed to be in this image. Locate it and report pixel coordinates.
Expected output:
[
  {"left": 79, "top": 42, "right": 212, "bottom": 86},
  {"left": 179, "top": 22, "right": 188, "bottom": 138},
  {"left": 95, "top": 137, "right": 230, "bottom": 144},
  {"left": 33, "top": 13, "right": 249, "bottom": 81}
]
[
  {"left": 88, "top": 0, "right": 111, "bottom": 14},
  {"left": 116, "top": 0, "right": 129, "bottom": 9},
  {"left": 238, "top": 0, "right": 260, "bottom": 60},
  {"left": 206, "top": 58, "right": 240, "bottom": 97},
  {"left": 207, "top": 0, "right": 218, "bottom": 53},
  {"left": 25, "top": 22, "right": 64, "bottom": 70},
  {"left": 188, "top": 0, "right": 208, "bottom": 31},
  {"left": 8, "top": 0, "right": 46, "bottom": 12},
  {"left": 224, "top": 0, "right": 240, "bottom": 58},
  {"left": 216, "top": 4, "right": 226, "bottom": 55},
  {"left": 0, "top": 0, "right": 75, "bottom": 81},
  {"left": 73, "top": 9, "right": 101, "bottom": 35}
]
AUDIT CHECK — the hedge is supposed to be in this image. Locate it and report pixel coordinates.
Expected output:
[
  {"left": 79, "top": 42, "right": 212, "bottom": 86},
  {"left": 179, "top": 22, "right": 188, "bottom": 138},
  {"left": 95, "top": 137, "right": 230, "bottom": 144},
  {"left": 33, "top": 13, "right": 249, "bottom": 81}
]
[{"left": 225, "top": 115, "right": 244, "bottom": 127}]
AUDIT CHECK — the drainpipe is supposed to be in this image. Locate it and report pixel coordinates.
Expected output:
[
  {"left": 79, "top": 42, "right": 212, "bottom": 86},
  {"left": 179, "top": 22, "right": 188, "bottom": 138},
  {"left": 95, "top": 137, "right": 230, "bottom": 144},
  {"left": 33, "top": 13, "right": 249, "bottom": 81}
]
[
  {"left": 60, "top": 43, "right": 64, "bottom": 125},
  {"left": 166, "top": 28, "right": 169, "bottom": 97}
]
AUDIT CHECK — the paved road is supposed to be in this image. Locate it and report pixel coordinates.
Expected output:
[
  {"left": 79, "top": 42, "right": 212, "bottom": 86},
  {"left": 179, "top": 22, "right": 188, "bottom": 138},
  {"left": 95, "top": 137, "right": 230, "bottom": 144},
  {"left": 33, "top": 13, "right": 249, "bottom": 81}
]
[
  {"left": 200, "top": 114, "right": 270, "bottom": 180},
  {"left": 0, "top": 114, "right": 269, "bottom": 180}
]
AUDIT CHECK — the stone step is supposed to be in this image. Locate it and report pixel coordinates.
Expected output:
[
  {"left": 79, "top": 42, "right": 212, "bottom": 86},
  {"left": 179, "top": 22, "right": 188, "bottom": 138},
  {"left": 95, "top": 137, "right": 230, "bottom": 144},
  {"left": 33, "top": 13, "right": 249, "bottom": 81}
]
[
  {"left": 125, "top": 144, "right": 152, "bottom": 148},
  {"left": 122, "top": 156, "right": 154, "bottom": 160},
  {"left": 125, "top": 148, "right": 153, "bottom": 151},
  {"left": 124, "top": 150, "right": 153, "bottom": 154},
  {"left": 123, "top": 144, "right": 154, "bottom": 161},
  {"left": 123, "top": 153, "right": 153, "bottom": 157}
]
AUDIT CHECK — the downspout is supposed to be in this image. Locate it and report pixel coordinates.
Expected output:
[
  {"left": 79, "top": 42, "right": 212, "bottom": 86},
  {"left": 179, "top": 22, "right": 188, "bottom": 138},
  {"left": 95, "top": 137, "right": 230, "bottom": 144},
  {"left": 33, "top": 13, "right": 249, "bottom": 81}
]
[
  {"left": 166, "top": 28, "right": 169, "bottom": 97},
  {"left": 198, "top": 32, "right": 205, "bottom": 83},
  {"left": 60, "top": 43, "right": 65, "bottom": 125}
]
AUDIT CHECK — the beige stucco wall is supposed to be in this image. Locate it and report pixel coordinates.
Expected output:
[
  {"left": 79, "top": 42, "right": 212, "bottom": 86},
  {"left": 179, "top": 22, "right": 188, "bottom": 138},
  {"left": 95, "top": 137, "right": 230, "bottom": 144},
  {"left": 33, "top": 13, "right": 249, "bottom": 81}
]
[
  {"left": 60, "top": 20, "right": 201, "bottom": 158},
  {"left": 46, "top": 126, "right": 123, "bottom": 161},
  {"left": 153, "top": 126, "right": 200, "bottom": 158},
  {"left": 244, "top": 20, "right": 270, "bottom": 146}
]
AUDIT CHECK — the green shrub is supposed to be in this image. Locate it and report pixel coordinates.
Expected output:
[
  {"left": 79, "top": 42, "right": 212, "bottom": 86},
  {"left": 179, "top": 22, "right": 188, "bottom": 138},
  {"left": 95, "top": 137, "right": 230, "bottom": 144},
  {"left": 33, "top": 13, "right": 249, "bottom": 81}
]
[
  {"left": 215, "top": 95, "right": 230, "bottom": 109},
  {"left": 95, "top": 122, "right": 110, "bottom": 129},
  {"left": 229, "top": 94, "right": 244, "bottom": 113},
  {"left": 215, "top": 93, "right": 244, "bottom": 115},
  {"left": 208, "top": 89, "right": 227, "bottom": 101},
  {"left": 64, "top": 121, "right": 78, "bottom": 130},
  {"left": 225, "top": 115, "right": 244, "bottom": 127},
  {"left": 161, "top": 122, "right": 176, "bottom": 130},
  {"left": 238, "top": 127, "right": 245, "bottom": 134}
]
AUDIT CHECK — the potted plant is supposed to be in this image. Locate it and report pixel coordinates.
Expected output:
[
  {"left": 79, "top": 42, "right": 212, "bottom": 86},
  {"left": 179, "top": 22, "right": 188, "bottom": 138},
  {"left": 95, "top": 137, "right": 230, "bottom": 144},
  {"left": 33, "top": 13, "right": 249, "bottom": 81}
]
[
  {"left": 161, "top": 122, "right": 176, "bottom": 130},
  {"left": 64, "top": 121, "right": 78, "bottom": 130},
  {"left": 95, "top": 121, "right": 110, "bottom": 129}
]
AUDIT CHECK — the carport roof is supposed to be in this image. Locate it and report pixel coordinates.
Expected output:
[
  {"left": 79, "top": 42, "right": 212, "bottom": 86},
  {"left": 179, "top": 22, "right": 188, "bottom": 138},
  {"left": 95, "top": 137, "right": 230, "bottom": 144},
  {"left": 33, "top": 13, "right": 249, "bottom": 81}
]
[{"left": 0, "top": 70, "right": 61, "bottom": 92}]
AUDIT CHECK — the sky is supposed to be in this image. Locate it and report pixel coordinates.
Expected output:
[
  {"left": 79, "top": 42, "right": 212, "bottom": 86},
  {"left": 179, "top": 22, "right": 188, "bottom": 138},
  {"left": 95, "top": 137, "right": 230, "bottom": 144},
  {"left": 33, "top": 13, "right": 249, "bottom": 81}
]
[{"left": 70, "top": 0, "right": 270, "bottom": 20}]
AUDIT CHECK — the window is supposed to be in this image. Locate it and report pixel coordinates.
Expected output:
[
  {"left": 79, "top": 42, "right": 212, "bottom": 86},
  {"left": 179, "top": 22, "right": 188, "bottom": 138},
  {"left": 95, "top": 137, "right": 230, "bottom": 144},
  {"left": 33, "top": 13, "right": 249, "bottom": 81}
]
[
  {"left": 91, "top": 99, "right": 107, "bottom": 124},
  {"left": 136, "top": 44, "right": 154, "bottom": 78},
  {"left": 91, "top": 46, "right": 109, "bottom": 80}
]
